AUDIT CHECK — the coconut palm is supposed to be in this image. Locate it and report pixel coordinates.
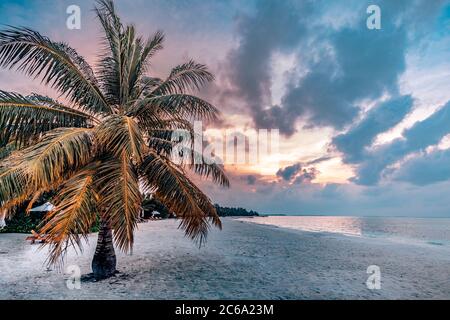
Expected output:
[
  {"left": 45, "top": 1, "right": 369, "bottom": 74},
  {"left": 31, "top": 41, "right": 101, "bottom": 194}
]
[{"left": 0, "top": 0, "right": 228, "bottom": 279}]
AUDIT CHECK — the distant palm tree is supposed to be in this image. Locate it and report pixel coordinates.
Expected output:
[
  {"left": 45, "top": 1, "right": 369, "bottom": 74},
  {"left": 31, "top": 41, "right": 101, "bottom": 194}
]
[{"left": 0, "top": 0, "right": 228, "bottom": 279}]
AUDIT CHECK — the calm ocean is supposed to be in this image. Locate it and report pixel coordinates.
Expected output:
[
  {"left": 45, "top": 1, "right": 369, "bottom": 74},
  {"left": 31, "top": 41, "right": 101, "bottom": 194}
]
[{"left": 237, "top": 216, "right": 450, "bottom": 246}]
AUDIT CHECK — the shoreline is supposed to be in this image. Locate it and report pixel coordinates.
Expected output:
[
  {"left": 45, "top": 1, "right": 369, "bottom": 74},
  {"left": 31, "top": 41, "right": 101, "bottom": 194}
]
[
  {"left": 236, "top": 216, "right": 450, "bottom": 248},
  {"left": 1, "top": 218, "right": 450, "bottom": 299}
]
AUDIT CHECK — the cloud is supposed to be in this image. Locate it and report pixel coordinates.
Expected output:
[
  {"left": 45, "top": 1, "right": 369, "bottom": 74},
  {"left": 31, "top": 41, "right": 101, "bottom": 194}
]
[
  {"left": 333, "top": 95, "right": 414, "bottom": 163},
  {"left": 201, "top": 172, "right": 450, "bottom": 217},
  {"left": 393, "top": 148, "right": 450, "bottom": 185},
  {"left": 246, "top": 175, "right": 257, "bottom": 185},
  {"left": 293, "top": 167, "right": 320, "bottom": 184},
  {"left": 224, "top": 0, "right": 446, "bottom": 135},
  {"left": 227, "top": 0, "right": 313, "bottom": 135},
  {"left": 276, "top": 163, "right": 319, "bottom": 184},
  {"left": 354, "top": 100, "right": 450, "bottom": 185},
  {"left": 276, "top": 163, "right": 302, "bottom": 181},
  {"left": 279, "top": 18, "right": 407, "bottom": 130},
  {"left": 306, "top": 156, "right": 334, "bottom": 165}
]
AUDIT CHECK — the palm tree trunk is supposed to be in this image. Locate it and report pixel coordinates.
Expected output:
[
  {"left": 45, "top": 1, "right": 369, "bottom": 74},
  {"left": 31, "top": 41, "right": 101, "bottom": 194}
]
[{"left": 92, "top": 217, "right": 116, "bottom": 279}]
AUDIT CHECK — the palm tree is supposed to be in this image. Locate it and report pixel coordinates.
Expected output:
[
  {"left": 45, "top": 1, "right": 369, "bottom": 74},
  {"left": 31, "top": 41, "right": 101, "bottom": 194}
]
[{"left": 0, "top": 0, "right": 229, "bottom": 279}]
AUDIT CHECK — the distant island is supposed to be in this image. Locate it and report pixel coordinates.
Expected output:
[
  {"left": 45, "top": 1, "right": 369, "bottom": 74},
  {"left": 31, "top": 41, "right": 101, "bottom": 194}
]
[{"left": 214, "top": 205, "right": 260, "bottom": 217}]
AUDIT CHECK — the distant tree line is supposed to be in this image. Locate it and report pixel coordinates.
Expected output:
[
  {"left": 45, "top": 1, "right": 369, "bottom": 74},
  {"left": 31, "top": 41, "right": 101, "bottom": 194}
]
[
  {"left": 141, "top": 197, "right": 259, "bottom": 218},
  {"left": 1, "top": 194, "right": 259, "bottom": 233},
  {"left": 214, "top": 204, "right": 259, "bottom": 217}
]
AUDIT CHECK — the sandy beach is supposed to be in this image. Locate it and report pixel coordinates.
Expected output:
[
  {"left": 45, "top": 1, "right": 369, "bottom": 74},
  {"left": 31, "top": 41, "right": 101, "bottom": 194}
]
[{"left": 1, "top": 217, "right": 450, "bottom": 300}]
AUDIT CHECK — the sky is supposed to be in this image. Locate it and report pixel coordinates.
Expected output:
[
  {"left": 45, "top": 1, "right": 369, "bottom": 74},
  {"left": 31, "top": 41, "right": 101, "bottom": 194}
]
[{"left": 1, "top": 0, "right": 450, "bottom": 216}]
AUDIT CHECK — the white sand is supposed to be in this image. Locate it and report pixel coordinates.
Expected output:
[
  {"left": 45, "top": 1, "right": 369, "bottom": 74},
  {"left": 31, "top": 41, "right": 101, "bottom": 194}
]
[{"left": 1, "top": 218, "right": 450, "bottom": 299}]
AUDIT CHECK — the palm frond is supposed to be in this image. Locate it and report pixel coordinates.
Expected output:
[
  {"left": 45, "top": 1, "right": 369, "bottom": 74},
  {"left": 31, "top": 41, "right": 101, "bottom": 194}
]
[
  {"left": 146, "top": 135, "right": 229, "bottom": 187},
  {"left": 0, "top": 91, "right": 91, "bottom": 146},
  {"left": 95, "top": 0, "right": 130, "bottom": 107},
  {"left": 22, "top": 127, "right": 95, "bottom": 189},
  {"left": 138, "top": 76, "right": 163, "bottom": 97},
  {"left": 27, "top": 93, "right": 98, "bottom": 123},
  {"left": 124, "top": 30, "right": 165, "bottom": 104},
  {"left": 0, "top": 142, "right": 16, "bottom": 160},
  {"left": 0, "top": 164, "right": 28, "bottom": 210},
  {"left": 151, "top": 60, "right": 214, "bottom": 96},
  {"left": 145, "top": 119, "right": 197, "bottom": 153},
  {"left": 96, "top": 1, "right": 164, "bottom": 108},
  {"left": 39, "top": 170, "right": 98, "bottom": 267},
  {"left": 139, "top": 31, "right": 164, "bottom": 71},
  {"left": 131, "top": 93, "right": 219, "bottom": 121},
  {"left": 140, "top": 151, "right": 221, "bottom": 244},
  {"left": 96, "top": 115, "right": 145, "bottom": 163},
  {"left": 95, "top": 0, "right": 123, "bottom": 106},
  {"left": 0, "top": 127, "right": 94, "bottom": 213},
  {"left": 95, "top": 154, "right": 142, "bottom": 252},
  {"left": 187, "top": 154, "right": 230, "bottom": 187},
  {"left": 0, "top": 27, "right": 111, "bottom": 114}
]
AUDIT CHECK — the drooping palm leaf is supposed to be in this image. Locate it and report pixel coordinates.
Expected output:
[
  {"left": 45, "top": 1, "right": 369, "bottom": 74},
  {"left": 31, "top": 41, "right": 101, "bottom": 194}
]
[
  {"left": 0, "top": 127, "right": 95, "bottom": 208},
  {"left": 95, "top": 154, "right": 142, "bottom": 252},
  {"left": 39, "top": 169, "right": 98, "bottom": 267},
  {"left": 0, "top": 142, "right": 16, "bottom": 160},
  {"left": 140, "top": 151, "right": 221, "bottom": 244},
  {"left": 0, "top": 163, "right": 28, "bottom": 211},
  {"left": 146, "top": 134, "right": 229, "bottom": 187},
  {"left": 21, "top": 127, "right": 95, "bottom": 189},
  {"left": 27, "top": 93, "right": 98, "bottom": 123}
]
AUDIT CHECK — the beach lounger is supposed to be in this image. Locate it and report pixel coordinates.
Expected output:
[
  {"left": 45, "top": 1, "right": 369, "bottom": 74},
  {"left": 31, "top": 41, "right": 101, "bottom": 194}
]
[{"left": 25, "top": 230, "right": 48, "bottom": 244}]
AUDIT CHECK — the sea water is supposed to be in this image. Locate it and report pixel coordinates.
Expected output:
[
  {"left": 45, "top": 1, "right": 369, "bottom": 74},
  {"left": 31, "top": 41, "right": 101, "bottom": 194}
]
[{"left": 237, "top": 216, "right": 450, "bottom": 246}]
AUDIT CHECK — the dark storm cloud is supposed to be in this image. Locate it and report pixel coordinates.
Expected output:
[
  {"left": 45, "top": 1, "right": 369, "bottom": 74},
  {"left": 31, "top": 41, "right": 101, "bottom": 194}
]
[
  {"left": 279, "top": 20, "right": 407, "bottom": 131},
  {"left": 227, "top": 0, "right": 314, "bottom": 135},
  {"left": 354, "top": 100, "right": 450, "bottom": 185},
  {"left": 333, "top": 95, "right": 413, "bottom": 163},
  {"left": 226, "top": 0, "right": 437, "bottom": 135}
]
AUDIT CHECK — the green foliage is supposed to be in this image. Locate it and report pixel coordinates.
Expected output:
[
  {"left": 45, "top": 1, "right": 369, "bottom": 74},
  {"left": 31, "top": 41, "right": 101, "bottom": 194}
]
[
  {"left": 214, "top": 204, "right": 259, "bottom": 217},
  {"left": 0, "top": 210, "right": 43, "bottom": 233},
  {"left": 142, "top": 197, "right": 171, "bottom": 219}
]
